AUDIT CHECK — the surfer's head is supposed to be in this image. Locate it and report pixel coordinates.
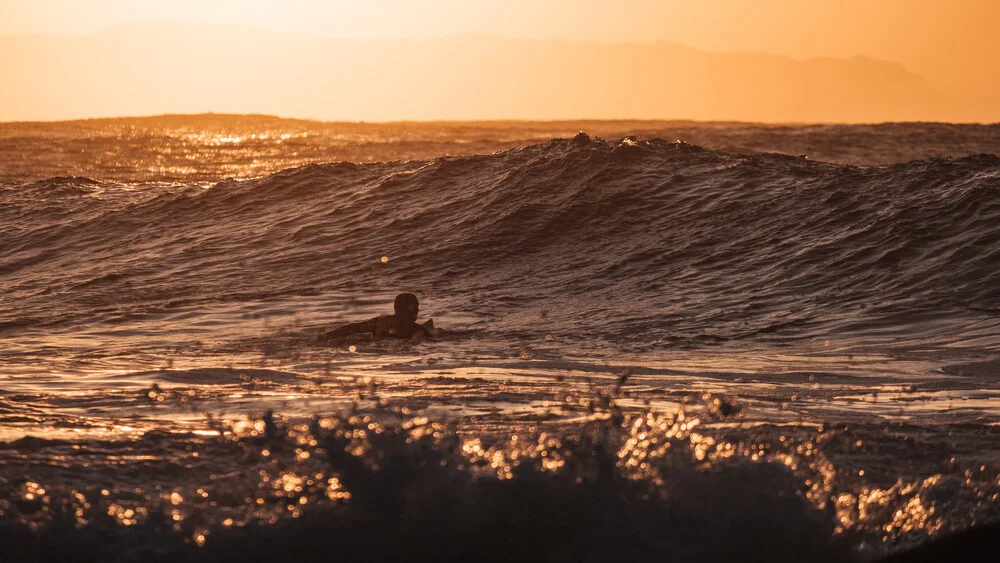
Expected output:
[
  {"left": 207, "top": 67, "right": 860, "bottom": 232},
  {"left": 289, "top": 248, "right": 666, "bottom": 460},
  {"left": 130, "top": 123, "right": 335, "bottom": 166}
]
[{"left": 394, "top": 292, "right": 420, "bottom": 322}]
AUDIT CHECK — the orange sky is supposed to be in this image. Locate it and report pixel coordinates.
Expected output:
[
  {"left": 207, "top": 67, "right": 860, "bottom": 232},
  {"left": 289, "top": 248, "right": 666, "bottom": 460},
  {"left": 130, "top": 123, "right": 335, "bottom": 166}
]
[{"left": 1, "top": 0, "right": 997, "bottom": 122}]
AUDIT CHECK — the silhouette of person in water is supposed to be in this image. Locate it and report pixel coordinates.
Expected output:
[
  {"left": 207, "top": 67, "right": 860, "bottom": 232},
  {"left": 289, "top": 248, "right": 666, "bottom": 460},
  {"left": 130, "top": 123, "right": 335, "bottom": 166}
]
[{"left": 323, "top": 293, "right": 433, "bottom": 341}]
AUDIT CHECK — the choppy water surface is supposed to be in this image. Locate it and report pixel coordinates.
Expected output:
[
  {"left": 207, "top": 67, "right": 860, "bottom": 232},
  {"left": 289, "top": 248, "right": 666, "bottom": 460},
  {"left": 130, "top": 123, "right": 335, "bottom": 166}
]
[{"left": 1, "top": 116, "right": 999, "bottom": 561}]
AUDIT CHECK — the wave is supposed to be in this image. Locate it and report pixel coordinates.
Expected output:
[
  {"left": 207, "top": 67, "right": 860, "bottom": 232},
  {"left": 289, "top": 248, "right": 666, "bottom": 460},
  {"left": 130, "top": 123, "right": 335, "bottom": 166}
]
[
  {"left": 2, "top": 398, "right": 995, "bottom": 563},
  {"left": 2, "top": 135, "right": 999, "bottom": 346}
]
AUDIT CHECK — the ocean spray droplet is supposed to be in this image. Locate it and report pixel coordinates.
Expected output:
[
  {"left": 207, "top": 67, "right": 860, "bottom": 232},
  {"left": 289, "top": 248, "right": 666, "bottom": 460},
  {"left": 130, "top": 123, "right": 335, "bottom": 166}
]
[
  {"left": 380, "top": 256, "right": 389, "bottom": 263},
  {"left": 349, "top": 345, "right": 357, "bottom": 353}
]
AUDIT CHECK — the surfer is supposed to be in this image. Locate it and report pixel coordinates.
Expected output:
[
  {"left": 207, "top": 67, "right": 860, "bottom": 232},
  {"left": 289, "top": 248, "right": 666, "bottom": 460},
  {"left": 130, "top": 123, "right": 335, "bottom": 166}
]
[{"left": 321, "top": 292, "right": 434, "bottom": 341}]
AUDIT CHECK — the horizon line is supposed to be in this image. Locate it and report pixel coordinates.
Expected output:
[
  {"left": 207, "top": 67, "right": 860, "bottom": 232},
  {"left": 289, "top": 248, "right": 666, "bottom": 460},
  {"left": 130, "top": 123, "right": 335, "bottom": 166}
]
[{"left": 2, "top": 112, "right": 997, "bottom": 128}]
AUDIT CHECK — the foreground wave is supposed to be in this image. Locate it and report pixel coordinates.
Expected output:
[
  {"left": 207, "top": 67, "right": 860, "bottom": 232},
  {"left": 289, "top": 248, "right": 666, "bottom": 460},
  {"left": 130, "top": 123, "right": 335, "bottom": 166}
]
[{"left": 3, "top": 392, "right": 997, "bottom": 563}]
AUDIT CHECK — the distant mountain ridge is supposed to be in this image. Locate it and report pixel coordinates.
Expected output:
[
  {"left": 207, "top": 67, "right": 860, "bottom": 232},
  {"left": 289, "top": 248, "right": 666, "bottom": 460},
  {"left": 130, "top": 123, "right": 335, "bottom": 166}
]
[{"left": 0, "top": 21, "right": 962, "bottom": 123}]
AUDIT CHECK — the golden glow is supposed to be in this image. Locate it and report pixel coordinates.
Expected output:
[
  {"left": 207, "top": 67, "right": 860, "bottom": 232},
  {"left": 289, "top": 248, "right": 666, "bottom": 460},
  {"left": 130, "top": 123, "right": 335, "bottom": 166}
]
[{"left": 1, "top": 1, "right": 998, "bottom": 121}]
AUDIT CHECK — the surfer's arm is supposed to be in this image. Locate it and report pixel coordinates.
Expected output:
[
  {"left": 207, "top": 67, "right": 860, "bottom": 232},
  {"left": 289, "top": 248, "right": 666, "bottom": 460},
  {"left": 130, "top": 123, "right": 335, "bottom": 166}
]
[{"left": 326, "top": 318, "right": 378, "bottom": 338}]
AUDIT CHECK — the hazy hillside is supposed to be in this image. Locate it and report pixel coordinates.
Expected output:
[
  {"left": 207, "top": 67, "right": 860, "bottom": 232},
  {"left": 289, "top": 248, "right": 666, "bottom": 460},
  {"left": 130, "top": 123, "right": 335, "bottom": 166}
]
[{"left": 0, "top": 21, "right": 956, "bottom": 122}]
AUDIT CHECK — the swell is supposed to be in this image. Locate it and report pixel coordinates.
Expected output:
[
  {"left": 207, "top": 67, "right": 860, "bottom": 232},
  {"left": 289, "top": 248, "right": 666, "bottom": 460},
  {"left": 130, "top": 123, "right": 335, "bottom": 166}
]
[{"left": 2, "top": 136, "right": 999, "bottom": 345}]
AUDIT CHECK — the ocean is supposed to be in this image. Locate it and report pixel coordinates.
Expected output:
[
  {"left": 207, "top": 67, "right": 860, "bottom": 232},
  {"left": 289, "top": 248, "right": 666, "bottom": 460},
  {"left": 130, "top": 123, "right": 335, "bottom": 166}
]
[{"left": 1, "top": 115, "right": 999, "bottom": 561}]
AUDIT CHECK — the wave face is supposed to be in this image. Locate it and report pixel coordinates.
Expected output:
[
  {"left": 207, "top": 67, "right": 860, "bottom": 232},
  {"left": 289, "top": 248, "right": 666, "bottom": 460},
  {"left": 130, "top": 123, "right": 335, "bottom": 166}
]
[{"left": 3, "top": 135, "right": 1000, "bottom": 348}]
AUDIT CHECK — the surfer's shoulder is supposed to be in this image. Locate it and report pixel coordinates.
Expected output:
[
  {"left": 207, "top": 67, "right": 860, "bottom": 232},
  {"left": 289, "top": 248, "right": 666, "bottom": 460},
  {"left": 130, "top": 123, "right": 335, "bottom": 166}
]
[{"left": 372, "top": 314, "right": 398, "bottom": 338}]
